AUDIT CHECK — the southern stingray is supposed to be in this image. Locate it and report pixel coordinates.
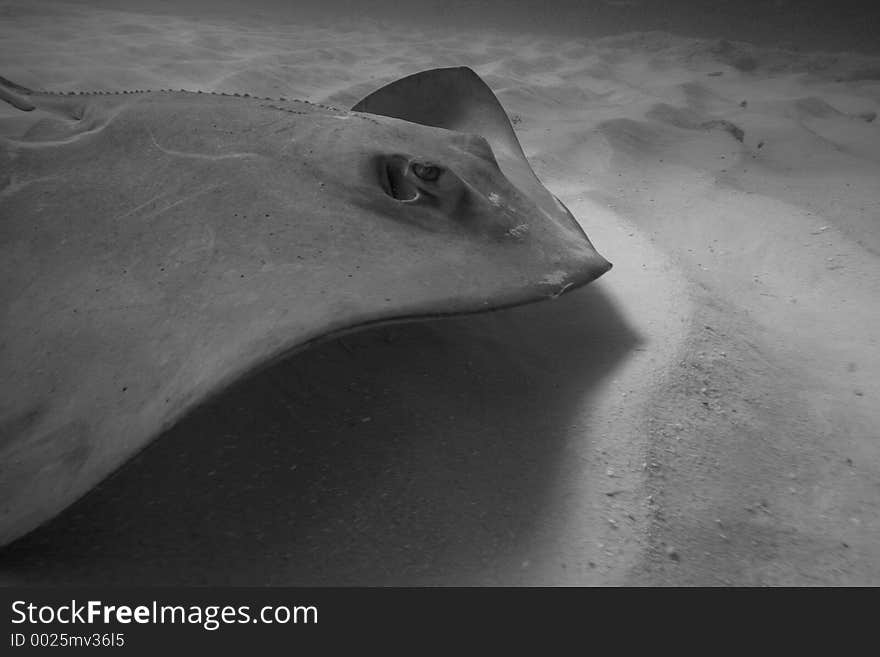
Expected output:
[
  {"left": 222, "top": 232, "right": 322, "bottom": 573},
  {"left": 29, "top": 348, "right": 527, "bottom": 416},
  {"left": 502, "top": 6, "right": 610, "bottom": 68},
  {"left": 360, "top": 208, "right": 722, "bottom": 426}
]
[{"left": 0, "top": 67, "right": 610, "bottom": 547}]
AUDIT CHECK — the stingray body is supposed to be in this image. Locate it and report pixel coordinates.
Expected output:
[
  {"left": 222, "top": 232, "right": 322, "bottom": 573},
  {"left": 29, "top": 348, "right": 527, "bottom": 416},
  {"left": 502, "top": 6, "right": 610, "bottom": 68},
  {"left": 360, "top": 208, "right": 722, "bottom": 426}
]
[{"left": 0, "top": 67, "right": 610, "bottom": 546}]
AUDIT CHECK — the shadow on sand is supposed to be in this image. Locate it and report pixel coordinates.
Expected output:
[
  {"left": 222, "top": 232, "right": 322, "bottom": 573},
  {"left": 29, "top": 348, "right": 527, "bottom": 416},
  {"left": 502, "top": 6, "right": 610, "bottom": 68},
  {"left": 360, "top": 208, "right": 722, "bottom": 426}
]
[{"left": 0, "top": 284, "right": 639, "bottom": 584}]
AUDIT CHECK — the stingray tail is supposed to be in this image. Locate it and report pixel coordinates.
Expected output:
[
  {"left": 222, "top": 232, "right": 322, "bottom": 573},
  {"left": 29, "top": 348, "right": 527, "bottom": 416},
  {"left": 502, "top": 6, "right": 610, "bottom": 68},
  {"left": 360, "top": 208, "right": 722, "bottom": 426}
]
[{"left": 0, "top": 75, "right": 36, "bottom": 111}]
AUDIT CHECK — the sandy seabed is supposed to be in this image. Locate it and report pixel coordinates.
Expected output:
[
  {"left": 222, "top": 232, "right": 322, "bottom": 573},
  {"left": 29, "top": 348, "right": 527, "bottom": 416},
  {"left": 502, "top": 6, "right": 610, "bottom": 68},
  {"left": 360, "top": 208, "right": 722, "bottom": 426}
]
[{"left": 0, "top": 0, "right": 878, "bottom": 585}]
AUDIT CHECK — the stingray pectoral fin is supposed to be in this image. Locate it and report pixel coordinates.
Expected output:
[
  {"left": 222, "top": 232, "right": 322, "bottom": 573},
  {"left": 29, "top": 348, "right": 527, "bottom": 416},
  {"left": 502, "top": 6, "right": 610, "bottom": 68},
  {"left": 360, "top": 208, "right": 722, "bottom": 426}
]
[{"left": 0, "top": 75, "right": 35, "bottom": 111}]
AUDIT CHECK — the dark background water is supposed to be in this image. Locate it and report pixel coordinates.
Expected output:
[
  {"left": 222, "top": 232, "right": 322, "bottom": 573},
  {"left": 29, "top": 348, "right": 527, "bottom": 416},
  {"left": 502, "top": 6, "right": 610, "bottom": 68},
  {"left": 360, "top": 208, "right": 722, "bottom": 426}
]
[{"left": 64, "top": 0, "right": 880, "bottom": 53}]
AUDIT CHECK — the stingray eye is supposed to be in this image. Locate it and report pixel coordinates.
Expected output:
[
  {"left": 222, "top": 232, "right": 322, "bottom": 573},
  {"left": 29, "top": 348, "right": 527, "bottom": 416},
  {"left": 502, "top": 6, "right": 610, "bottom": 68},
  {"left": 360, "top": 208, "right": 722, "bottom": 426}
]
[{"left": 411, "top": 162, "right": 443, "bottom": 182}]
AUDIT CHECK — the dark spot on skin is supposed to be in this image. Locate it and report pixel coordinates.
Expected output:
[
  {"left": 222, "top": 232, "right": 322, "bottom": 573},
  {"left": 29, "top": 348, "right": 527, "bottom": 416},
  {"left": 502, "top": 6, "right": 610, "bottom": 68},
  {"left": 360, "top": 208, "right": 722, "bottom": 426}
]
[{"left": 0, "top": 405, "right": 48, "bottom": 452}]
